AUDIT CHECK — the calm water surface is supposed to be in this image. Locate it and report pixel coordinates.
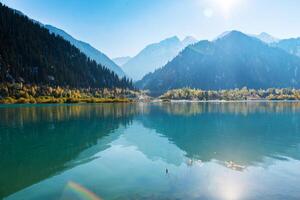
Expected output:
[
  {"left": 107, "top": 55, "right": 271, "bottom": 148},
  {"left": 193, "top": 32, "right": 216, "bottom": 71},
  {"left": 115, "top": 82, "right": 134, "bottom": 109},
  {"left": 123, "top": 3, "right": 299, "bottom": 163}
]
[{"left": 1, "top": 102, "right": 300, "bottom": 200}]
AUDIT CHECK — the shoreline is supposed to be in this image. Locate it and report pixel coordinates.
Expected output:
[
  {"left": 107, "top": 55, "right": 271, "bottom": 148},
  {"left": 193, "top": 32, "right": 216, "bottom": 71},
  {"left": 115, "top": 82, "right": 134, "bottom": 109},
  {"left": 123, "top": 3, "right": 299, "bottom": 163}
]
[
  {"left": 2, "top": 98, "right": 300, "bottom": 105},
  {"left": 158, "top": 99, "right": 300, "bottom": 103},
  {"left": 0, "top": 97, "right": 132, "bottom": 104}
]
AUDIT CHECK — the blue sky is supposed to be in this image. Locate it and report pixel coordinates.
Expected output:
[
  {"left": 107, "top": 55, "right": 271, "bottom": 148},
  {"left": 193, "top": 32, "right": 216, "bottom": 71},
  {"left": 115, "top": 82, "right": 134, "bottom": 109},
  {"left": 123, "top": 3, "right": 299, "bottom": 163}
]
[{"left": 1, "top": 0, "right": 300, "bottom": 58}]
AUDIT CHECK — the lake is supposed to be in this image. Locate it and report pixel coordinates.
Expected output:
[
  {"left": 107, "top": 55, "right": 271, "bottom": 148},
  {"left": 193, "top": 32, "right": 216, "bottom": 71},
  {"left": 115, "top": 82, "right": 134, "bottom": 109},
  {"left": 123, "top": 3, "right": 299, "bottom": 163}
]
[{"left": 1, "top": 102, "right": 300, "bottom": 200}]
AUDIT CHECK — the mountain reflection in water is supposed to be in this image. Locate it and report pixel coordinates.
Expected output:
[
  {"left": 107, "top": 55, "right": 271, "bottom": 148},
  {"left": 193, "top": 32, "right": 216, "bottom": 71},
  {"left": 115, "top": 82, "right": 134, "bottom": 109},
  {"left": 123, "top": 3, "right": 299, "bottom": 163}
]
[{"left": 1, "top": 102, "right": 300, "bottom": 200}]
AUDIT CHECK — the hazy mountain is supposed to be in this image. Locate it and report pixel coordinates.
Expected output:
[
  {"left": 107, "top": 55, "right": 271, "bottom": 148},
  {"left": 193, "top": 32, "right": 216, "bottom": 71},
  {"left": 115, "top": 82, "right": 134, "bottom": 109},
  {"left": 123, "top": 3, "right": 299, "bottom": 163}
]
[
  {"left": 122, "top": 36, "right": 197, "bottom": 81},
  {"left": 252, "top": 33, "right": 300, "bottom": 58},
  {"left": 113, "top": 56, "right": 132, "bottom": 66},
  {"left": 273, "top": 38, "right": 300, "bottom": 57},
  {"left": 182, "top": 36, "right": 198, "bottom": 47},
  {"left": 253, "top": 32, "right": 279, "bottom": 44},
  {"left": 45, "top": 25, "right": 126, "bottom": 77},
  {"left": 0, "top": 3, "right": 132, "bottom": 88},
  {"left": 214, "top": 31, "right": 231, "bottom": 40},
  {"left": 221, "top": 31, "right": 278, "bottom": 44},
  {"left": 137, "top": 31, "right": 300, "bottom": 95}
]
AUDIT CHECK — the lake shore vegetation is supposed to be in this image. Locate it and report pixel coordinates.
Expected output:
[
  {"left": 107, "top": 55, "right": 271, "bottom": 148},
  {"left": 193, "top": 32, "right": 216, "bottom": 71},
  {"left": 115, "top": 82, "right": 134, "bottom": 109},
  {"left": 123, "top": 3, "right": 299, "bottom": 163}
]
[
  {"left": 160, "top": 87, "right": 300, "bottom": 101},
  {"left": 0, "top": 83, "right": 139, "bottom": 104}
]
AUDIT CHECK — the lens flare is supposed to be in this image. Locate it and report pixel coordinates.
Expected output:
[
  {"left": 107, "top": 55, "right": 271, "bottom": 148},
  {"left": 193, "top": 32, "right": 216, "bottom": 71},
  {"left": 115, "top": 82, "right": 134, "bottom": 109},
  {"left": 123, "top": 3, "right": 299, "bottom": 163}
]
[{"left": 66, "top": 181, "right": 102, "bottom": 200}]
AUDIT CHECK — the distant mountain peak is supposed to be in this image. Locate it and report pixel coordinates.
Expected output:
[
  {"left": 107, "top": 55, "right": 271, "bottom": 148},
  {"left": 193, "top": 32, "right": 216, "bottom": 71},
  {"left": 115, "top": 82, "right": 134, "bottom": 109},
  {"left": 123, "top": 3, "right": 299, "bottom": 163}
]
[
  {"left": 253, "top": 32, "right": 279, "bottom": 44},
  {"left": 214, "top": 30, "right": 257, "bottom": 45},
  {"left": 258, "top": 32, "right": 272, "bottom": 37},
  {"left": 182, "top": 36, "right": 198, "bottom": 46},
  {"left": 167, "top": 35, "right": 180, "bottom": 40},
  {"left": 137, "top": 30, "right": 300, "bottom": 95},
  {"left": 218, "top": 30, "right": 246, "bottom": 39},
  {"left": 159, "top": 36, "right": 181, "bottom": 45},
  {"left": 122, "top": 36, "right": 194, "bottom": 80},
  {"left": 214, "top": 30, "right": 244, "bottom": 41}
]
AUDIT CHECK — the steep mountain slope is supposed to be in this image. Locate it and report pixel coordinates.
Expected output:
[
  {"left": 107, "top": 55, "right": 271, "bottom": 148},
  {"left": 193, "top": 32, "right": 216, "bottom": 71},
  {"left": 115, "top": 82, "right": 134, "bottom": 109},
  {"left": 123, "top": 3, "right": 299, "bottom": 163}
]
[
  {"left": 45, "top": 25, "right": 126, "bottom": 77},
  {"left": 0, "top": 3, "right": 132, "bottom": 88},
  {"left": 137, "top": 31, "right": 300, "bottom": 95},
  {"left": 122, "top": 36, "right": 197, "bottom": 80},
  {"left": 273, "top": 38, "right": 300, "bottom": 57},
  {"left": 113, "top": 56, "right": 132, "bottom": 66}
]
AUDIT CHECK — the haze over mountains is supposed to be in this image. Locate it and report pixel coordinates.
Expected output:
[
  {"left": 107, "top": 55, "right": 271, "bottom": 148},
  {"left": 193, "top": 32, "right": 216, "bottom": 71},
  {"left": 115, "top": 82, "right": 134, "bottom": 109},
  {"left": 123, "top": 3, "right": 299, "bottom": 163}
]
[
  {"left": 137, "top": 31, "right": 300, "bottom": 95},
  {"left": 113, "top": 56, "right": 132, "bottom": 67},
  {"left": 121, "top": 36, "right": 197, "bottom": 81},
  {"left": 45, "top": 25, "right": 126, "bottom": 78},
  {"left": 0, "top": 3, "right": 132, "bottom": 88},
  {"left": 253, "top": 32, "right": 279, "bottom": 44},
  {"left": 273, "top": 38, "right": 300, "bottom": 57},
  {"left": 3, "top": 2, "right": 300, "bottom": 96},
  {"left": 252, "top": 33, "right": 300, "bottom": 57}
]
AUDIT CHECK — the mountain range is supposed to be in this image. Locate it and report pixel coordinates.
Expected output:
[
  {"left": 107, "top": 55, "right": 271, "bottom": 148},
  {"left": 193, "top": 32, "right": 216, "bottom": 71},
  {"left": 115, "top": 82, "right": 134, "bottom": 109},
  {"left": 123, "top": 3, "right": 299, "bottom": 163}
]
[
  {"left": 0, "top": 3, "right": 131, "bottom": 88},
  {"left": 121, "top": 36, "right": 197, "bottom": 81},
  {"left": 137, "top": 31, "right": 300, "bottom": 95},
  {"left": 3, "top": 2, "right": 300, "bottom": 96},
  {"left": 45, "top": 25, "right": 126, "bottom": 78},
  {"left": 11, "top": 7, "right": 125, "bottom": 78}
]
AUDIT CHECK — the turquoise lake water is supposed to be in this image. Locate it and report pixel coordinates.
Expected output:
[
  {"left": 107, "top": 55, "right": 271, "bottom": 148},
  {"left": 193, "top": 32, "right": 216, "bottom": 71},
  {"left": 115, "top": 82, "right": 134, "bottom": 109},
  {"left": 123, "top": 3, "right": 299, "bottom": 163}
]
[{"left": 1, "top": 102, "right": 300, "bottom": 200}]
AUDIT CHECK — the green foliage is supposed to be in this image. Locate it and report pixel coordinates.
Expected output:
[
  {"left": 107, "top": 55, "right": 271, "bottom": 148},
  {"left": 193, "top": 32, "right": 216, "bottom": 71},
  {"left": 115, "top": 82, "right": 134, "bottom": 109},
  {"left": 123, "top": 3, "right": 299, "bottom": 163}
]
[
  {"left": 160, "top": 87, "right": 300, "bottom": 101},
  {"left": 0, "top": 83, "right": 137, "bottom": 104},
  {"left": 0, "top": 3, "right": 133, "bottom": 89}
]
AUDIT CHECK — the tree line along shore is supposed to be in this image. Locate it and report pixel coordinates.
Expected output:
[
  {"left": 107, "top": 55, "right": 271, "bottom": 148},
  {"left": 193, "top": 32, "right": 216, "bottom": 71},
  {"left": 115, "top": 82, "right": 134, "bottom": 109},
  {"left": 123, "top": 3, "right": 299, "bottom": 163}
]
[
  {"left": 0, "top": 83, "right": 139, "bottom": 104},
  {"left": 160, "top": 87, "right": 300, "bottom": 101},
  {"left": 2, "top": 83, "right": 300, "bottom": 104}
]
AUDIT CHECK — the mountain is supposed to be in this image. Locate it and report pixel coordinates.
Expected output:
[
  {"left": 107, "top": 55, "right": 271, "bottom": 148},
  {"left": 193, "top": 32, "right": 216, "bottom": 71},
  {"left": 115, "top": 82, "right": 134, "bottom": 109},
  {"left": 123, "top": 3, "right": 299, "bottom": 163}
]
[
  {"left": 272, "top": 38, "right": 300, "bottom": 57},
  {"left": 10, "top": 7, "right": 126, "bottom": 78},
  {"left": 137, "top": 31, "right": 300, "bottom": 96},
  {"left": 252, "top": 33, "right": 300, "bottom": 58},
  {"left": 182, "top": 36, "right": 198, "bottom": 47},
  {"left": 0, "top": 3, "right": 132, "bottom": 88},
  {"left": 122, "top": 36, "right": 197, "bottom": 81},
  {"left": 44, "top": 25, "right": 126, "bottom": 77},
  {"left": 253, "top": 32, "right": 279, "bottom": 44},
  {"left": 113, "top": 56, "right": 132, "bottom": 66}
]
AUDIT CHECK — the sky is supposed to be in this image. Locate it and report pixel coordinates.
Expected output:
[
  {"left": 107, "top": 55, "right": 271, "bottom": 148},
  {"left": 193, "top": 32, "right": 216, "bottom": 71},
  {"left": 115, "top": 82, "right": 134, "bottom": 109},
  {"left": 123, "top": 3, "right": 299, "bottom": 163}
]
[{"left": 1, "top": 0, "right": 300, "bottom": 58}]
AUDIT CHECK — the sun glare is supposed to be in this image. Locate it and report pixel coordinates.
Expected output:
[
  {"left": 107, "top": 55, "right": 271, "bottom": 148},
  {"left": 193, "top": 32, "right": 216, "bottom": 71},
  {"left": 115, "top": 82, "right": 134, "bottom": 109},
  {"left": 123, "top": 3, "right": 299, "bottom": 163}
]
[
  {"left": 218, "top": 177, "right": 244, "bottom": 200},
  {"left": 202, "top": 0, "right": 244, "bottom": 18},
  {"left": 218, "top": 0, "right": 238, "bottom": 13}
]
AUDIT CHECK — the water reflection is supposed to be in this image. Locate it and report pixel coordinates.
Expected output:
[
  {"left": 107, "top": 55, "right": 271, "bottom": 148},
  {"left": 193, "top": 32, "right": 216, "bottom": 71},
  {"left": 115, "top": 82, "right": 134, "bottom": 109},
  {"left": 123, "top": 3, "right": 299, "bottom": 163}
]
[
  {"left": 1, "top": 102, "right": 300, "bottom": 200},
  {"left": 141, "top": 102, "right": 300, "bottom": 166},
  {"left": 0, "top": 104, "right": 139, "bottom": 198},
  {"left": 159, "top": 101, "right": 300, "bottom": 116}
]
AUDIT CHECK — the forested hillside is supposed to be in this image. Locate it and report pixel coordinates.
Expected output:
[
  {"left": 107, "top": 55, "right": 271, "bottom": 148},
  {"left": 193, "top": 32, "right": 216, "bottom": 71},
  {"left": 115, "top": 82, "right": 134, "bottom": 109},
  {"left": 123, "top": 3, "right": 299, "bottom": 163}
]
[
  {"left": 0, "top": 3, "right": 132, "bottom": 89},
  {"left": 45, "top": 25, "right": 126, "bottom": 77},
  {"left": 137, "top": 31, "right": 300, "bottom": 95}
]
